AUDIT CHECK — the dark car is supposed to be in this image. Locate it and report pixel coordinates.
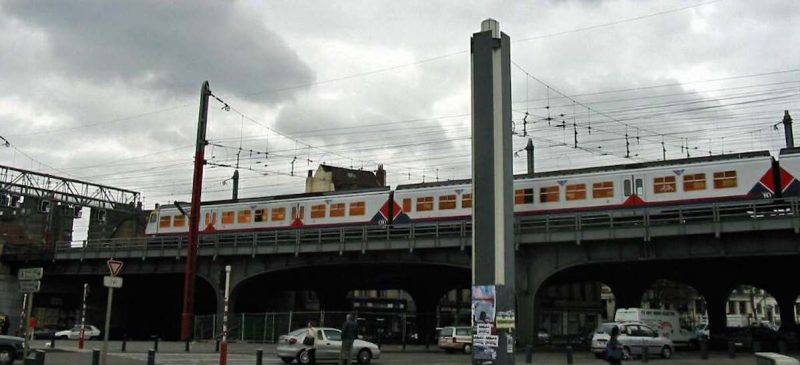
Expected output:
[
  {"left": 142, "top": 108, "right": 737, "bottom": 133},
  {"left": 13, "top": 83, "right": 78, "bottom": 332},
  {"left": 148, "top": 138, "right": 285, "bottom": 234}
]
[{"left": 0, "top": 335, "right": 24, "bottom": 365}]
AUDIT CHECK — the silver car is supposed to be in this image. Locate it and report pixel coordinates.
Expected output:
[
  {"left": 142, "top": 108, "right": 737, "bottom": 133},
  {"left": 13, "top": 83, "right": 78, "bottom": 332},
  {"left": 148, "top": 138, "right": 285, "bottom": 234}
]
[
  {"left": 591, "top": 322, "right": 674, "bottom": 359},
  {"left": 276, "top": 327, "right": 381, "bottom": 364}
]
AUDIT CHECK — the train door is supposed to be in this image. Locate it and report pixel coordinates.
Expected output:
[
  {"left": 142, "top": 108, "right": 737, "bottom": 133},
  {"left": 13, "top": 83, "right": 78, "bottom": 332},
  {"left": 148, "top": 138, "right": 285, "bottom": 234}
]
[
  {"left": 623, "top": 175, "right": 646, "bottom": 203},
  {"left": 291, "top": 203, "right": 305, "bottom": 227}
]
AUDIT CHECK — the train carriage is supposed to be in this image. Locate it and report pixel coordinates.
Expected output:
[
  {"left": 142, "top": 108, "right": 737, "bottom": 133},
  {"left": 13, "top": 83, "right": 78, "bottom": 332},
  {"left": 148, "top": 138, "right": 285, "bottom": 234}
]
[
  {"left": 393, "top": 151, "right": 777, "bottom": 223},
  {"left": 777, "top": 147, "right": 800, "bottom": 197},
  {"left": 145, "top": 188, "right": 391, "bottom": 235}
]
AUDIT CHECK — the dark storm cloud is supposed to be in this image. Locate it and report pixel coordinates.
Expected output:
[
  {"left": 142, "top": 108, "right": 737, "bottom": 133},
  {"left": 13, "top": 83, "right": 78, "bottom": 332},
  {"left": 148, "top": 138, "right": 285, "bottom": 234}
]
[{"left": 1, "top": 0, "right": 314, "bottom": 102}]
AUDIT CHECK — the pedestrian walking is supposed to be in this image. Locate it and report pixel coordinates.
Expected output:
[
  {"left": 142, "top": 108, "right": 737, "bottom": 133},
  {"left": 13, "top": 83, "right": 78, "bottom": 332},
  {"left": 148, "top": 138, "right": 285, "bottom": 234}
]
[
  {"left": 303, "top": 321, "right": 317, "bottom": 365},
  {"left": 606, "top": 326, "right": 623, "bottom": 364},
  {"left": 339, "top": 314, "right": 358, "bottom": 365}
]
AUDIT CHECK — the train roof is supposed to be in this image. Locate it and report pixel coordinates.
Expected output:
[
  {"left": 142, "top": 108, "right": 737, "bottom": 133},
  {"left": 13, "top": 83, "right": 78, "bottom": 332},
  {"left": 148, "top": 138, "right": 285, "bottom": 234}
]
[
  {"left": 395, "top": 150, "right": 772, "bottom": 190},
  {"left": 159, "top": 186, "right": 390, "bottom": 209}
]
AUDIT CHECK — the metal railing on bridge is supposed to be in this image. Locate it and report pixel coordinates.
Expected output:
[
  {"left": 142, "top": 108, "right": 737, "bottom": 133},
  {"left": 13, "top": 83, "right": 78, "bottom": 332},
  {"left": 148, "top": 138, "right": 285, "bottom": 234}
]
[{"left": 2, "top": 197, "right": 799, "bottom": 261}]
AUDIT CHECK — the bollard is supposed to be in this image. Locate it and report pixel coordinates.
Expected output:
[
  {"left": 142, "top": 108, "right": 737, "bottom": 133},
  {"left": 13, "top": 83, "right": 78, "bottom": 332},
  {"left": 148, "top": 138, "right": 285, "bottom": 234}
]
[
  {"left": 700, "top": 338, "right": 708, "bottom": 360},
  {"left": 50, "top": 332, "right": 56, "bottom": 349},
  {"left": 566, "top": 345, "right": 574, "bottom": 365},
  {"left": 185, "top": 338, "right": 191, "bottom": 352},
  {"left": 728, "top": 340, "right": 736, "bottom": 359},
  {"left": 121, "top": 334, "right": 127, "bottom": 352},
  {"left": 147, "top": 349, "right": 156, "bottom": 365},
  {"left": 256, "top": 349, "right": 263, "bottom": 365},
  {"left": 753, "top": 340, "right": 761, "bottom": 353},
  {"left": 92, "top": 349, "right": 100, "bottom": 365},
  {"left": 152, "top": 336, "right": 159, "bottom": 352},
  {"left": 215, "top": 339, "right": 220, "bottom": 353},
  {"left": 525, "top": 345, "right": 533, "bottom": 363},
  {"left": 642, "top": 345, "right": 649, "bottom": 363}
]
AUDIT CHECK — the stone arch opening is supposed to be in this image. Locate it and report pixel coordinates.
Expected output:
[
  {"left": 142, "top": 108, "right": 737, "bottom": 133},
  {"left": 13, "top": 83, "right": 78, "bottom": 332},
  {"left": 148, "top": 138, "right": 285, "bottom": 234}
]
[{"left": 725, "top": 285, "right": 780, "bottom": 329}]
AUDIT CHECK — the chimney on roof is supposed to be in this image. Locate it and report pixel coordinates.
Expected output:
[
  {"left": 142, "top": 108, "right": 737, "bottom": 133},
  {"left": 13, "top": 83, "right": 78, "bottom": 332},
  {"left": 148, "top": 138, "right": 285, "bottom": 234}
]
[{"left": 376, "top": 164, "right": 386, "bottom": 186}]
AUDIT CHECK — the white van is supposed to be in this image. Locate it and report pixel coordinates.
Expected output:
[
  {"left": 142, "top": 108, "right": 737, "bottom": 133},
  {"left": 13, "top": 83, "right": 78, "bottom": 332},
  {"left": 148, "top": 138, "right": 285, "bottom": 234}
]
[{"left": 615, "top": 308, "right": 696, "bottom": 346}]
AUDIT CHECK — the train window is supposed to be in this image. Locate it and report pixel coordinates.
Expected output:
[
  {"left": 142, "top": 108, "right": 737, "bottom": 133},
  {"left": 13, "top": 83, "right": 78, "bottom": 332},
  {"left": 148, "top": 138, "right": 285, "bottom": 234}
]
[
  {"left": 205, "top": 212, "right": 217, "bottom": 226},
  {"left": 311, "top": 204, "right": 326, "bottom": 218},
  {"left": 592, "top": 181, "right": 614, "bottom": 198},
  {"left": 221, "top": 211, "right": 235, "bottom": 224},
  {"left": 416, "top": 197, "right": 434, "bottom": 211},
  {"left": 238, "top": 210, "right": 252, "bottom": 224},
  {"left": 539, "top": 186, "right": 560, "bottom": 203},
  {"left": 254, "top": 209, "right": 268, "bottom": 222},
  {"left": 159, "top": 216, "right": 171, "bottom": 228},
  {"left": 683, "top": 173, "right": 707, "bottom": 191},
  {"left": 350, "top": 201, "right": 366, "bottom": 216},
  {"left": 654, "top": 176, "right": 677, "bottom": 193},
  {"left": 149, "top": 213, "right": 158, "bottom": 223},
  {"left": 272, "top": 207, "right": 286, "bottom": 221},
  {"left": 623, "top": 180, "right": 632, "bottom": 197},
  {"left": 330, "top": 203, "right": 345, "bottom": 217},
  {"left": 713, "top": 171, "right": 738, "bottom": 189},
  {"left": 566, "top": 184, "right": 586, "bottom": 201},
  {"left": 515, "top": 188, "right": 534, "bottom": 204},
  {"left": 402, "top": 198, "right": 412, "bottom": 212},
  {"left": 173, "top": 215, "right": 186, "bottom": 227},
  {"left": 635, "top": 179, "right": 644, "bottom": 195},
  {"left": 462, "top": 193, "right": 472, "bottom": 208},
  {"left": 439, "top": 195, "right": 457, "bottom": 210}
]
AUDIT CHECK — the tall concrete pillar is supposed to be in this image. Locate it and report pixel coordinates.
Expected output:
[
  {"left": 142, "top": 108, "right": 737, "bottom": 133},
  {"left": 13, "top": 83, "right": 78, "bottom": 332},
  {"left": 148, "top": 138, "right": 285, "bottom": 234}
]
[
  {"left": 705, "top": 293, "right": 729, "bottom": 347},
  {"left": 471, "top": 18, "right": 515, "bottom": 364}
]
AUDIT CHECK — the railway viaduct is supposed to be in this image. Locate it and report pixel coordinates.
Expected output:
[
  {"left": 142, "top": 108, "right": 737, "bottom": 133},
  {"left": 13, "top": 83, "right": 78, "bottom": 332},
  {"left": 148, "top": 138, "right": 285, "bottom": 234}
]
[{"left": 3, "top": 197, "right": 800, "bottom": 347}]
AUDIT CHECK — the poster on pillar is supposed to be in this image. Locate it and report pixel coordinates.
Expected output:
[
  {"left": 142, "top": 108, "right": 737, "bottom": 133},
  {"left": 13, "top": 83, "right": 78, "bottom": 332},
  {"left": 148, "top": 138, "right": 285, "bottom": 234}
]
[{"left": 472, "top": 285, "right": 498, "bottom": 362}]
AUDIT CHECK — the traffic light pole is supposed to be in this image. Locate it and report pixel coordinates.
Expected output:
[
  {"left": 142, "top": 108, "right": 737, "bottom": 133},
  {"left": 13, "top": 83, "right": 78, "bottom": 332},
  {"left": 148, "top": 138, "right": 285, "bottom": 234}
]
[{"left": 180, "top": 81, "right": 211, "bottom": 340}]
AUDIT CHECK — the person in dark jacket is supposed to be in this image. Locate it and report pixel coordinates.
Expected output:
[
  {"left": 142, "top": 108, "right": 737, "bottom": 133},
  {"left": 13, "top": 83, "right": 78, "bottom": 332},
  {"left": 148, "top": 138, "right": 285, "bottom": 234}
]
[
  {"left": 606, "top": 326, "right": 623, "bottom": 364},
  {"left": 339, "top": 314, "right": 358, "bottom": 365}
]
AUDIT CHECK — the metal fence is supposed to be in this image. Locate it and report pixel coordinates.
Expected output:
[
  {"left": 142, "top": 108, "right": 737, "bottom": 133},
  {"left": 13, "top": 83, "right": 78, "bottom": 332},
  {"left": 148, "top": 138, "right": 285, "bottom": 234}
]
[{"left": 193, "top": 310, "right": 467, "bottom": 345}]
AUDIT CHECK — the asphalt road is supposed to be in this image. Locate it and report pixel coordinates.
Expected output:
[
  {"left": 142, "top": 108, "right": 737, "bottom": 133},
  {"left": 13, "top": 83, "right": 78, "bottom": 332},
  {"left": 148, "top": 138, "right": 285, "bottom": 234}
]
[{"left": 27, "top": 341, "right": 800, "bottom": 365}]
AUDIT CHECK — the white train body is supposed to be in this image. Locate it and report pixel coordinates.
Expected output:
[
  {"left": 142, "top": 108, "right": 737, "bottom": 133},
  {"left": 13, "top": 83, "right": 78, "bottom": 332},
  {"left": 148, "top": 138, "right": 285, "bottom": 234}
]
[
  {"left": 393, "top": 151, "right": 776, "bottom": 223},
  {"left": 778, "top": 147, "right": 800, "bottom": 197},
  {"left": 146, "top": 151, "right": 791, "bottom": 235},
  {"left": 146, "top": 189, "right": 391, "bottom": 235}
]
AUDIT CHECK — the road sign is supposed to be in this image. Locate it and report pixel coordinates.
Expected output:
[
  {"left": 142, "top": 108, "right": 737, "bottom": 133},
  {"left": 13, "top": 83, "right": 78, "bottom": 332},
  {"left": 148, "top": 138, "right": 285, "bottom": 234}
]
[
  {"left": 107, "top": 260, "right": 124, "bottom": 276},
  {"left": 19, "top": 281, "right": 40, "bottom": 293},
  {"left": 18, "top": 268, "right": 43, "bottom": 281},
  {"left": 103, "top": 276, "right": 123, "bottom": 288}
]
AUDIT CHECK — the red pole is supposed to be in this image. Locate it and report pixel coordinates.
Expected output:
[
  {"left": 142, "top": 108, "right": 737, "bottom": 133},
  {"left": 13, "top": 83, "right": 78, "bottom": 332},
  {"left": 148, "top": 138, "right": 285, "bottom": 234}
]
[
  {"left": 180, "top": 81, "right": 211, "bottom": 340},
  {"left": 219, "top": 265, "right": 231, "bottom": 365}
]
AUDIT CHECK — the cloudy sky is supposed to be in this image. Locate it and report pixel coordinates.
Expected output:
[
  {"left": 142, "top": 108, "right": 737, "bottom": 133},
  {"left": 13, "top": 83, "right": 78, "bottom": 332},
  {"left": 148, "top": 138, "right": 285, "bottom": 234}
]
[{"left": 1, "top": 0, "right": 798, "bottom": 213}]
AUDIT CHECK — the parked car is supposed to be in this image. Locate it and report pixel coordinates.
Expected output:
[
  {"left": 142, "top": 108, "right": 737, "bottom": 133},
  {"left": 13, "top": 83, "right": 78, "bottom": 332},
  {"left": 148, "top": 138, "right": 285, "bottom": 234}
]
[
  {"left": 437, "top": 326, "right": 472, "bottom": 354},
  {"left": 55, "top": 325, "right": 101, "bottom": 340},
  {"left": 591, "top": 322, "right": 674, "bottom": 360},
  {"left": 276, "top": 327, "right": 380, "bottom": 364},
  {"left": 33, "top": 325, "right": 65, "bottom": 339},
  {"left": 0, "top": 335, "right": 24, "bottom": 365}
]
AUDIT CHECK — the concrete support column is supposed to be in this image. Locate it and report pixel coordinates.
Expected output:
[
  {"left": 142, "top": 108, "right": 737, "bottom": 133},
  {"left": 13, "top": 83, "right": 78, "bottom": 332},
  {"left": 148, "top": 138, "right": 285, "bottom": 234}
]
[
  {"left": 705, "top": 292, "right": 729, "bottom": 348},
  {"left": 773, "top": 290, "right": 798, "bottom": 331},
  {"left": 410, "top": 292, "right": 441, "bottom": 349}
]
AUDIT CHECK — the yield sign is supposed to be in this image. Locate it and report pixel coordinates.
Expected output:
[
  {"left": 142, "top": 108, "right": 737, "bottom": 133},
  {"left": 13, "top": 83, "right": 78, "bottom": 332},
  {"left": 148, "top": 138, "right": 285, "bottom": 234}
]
[{"left": 107, "top": 259, "right": 124, "bottom": 276}]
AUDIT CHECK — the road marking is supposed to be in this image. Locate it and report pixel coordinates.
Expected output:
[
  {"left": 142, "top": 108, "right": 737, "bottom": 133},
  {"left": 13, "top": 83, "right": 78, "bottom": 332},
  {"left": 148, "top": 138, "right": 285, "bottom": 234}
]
[{"left": 110, "top": 353, "right": 280, "bottom": 364}]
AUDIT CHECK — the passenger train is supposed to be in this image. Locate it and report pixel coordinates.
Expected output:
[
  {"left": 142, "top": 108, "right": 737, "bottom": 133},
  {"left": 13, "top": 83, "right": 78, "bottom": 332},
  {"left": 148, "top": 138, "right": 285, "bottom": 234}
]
[{"left": 145, "top": 148, "right": 800, "bottom": 235}]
